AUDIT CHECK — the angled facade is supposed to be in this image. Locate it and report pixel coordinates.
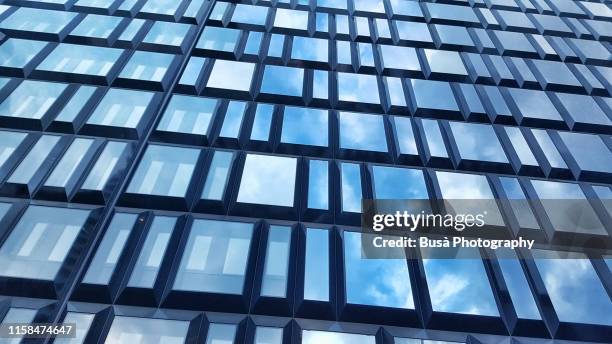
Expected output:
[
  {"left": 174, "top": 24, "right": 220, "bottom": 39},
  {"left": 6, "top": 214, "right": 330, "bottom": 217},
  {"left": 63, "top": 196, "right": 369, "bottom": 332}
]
[{"left": 0, "top": 0, "right": 611, "bottom": 343}]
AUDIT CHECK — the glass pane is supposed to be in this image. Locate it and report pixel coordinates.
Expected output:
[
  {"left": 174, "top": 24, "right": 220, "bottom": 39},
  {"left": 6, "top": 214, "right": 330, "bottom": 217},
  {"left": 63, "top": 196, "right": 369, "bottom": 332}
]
[
  {"left": 237, "top": 154, "right": 297, "bottom": 207},
  {"left": 87, "top": 88, "right": 154, "bottom": 129},
  {"left": 304, "top": 228, "right": 329, "bottom": 301},
  {"left": 341, "top": 162, "right": 362, "bottom": 213},
  {"left": 302, "top": 330, "right": 375, "bottom": 344},
  {"left": 0, "top": 206, "right": 89, "bottom": 280},
  {"left": 81, "top": 141, "right": 128, "bottom": 191},
  {"left": 372, "top": 166, "right": 428, "bottom": 199},
  {"left": 0, "top": 80, "right": 67, "bottom": 120},
  {"left": 308, "top": 160, "right": 329, "bottom": 210},
  {"left": 105, "top": 316, "right": 189, "bottom": 344},
  {"left": 173, "top": 219, "right": 253, "bottom": 294},
  {"left": 281, "top": 107, "right": 328, "bottom": 147},
  {"left": 339, "top": 112, "right": 387, "bottom": 152},
  {"left": 202, "top": 151, "right": 233, "bottom": 201},
  {"left": 261, "top": 225, "right": 291, "bottom": 297},
  {"left": 55, "top": 312, "right": 94, "bottom": 344},
  {"left": 157, "top": 95, "right": 216, "bottom": 136}
]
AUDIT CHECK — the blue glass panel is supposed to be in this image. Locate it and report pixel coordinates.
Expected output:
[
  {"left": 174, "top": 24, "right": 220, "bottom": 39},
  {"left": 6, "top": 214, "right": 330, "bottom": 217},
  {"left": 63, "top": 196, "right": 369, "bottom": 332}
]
[
  {"left": 339, "top": 112, "right": 387, "bottom": 152},
  {"left": 261, "top": 65, "right": 304, "bottom": 97},
  {"left": 281, "top": 107, "right": 328, "bottom": 147},
  {"left": 237, "top": 154, "right": 297, "bottom": 207},
  {"left": 372, "top": 166, "right": 428, "bottom": 199}
]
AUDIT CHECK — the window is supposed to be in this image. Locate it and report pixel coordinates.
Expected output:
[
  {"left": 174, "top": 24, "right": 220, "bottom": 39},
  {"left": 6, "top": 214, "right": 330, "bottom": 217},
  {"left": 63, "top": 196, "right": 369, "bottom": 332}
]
[
  {"left": 231, "top": 4, "right": 269, "bottom": 26},
  {"left": 70, "top": 14, "right": 122, "bottom": 40},
  {"left": 173, "top": 219, "right": 253, "bottom": 294},
  {"left": 1, "top": 308, "right": 37, "bottom": 343},
  {"left": 422, "top": 49, "right": 468, "bottom": 78},
  {"left": 126, "top": 144, "right": 200, "bottom": 197},
  {"left": 337, "top": 73, "right": 380, "bottom": 105},
  {"left": 140, "top": 0, "right": 183, "bottom": 17},
  {"left": 127, "top": 216, "right": 175, "bottom": 288},
  {"left": 291, "top": 37, "right": 328, "bottom": 63},
  {"left": 81, "top": 141, "right": 128, "bottom": 192},
  {"left": 0, "top": 39, "right": 48, "bottom": 69},
  {"left": 433, "top": 24, "right": 474, "bottom": 48},
  {"left": 36, "top": 44, "right": 124, "bottom": 78},
  {"left": 423, "top": 248, "right": 499, "bottom": 316},
  {"left": 532, "top": 251, "right": 612, "bottom": 325},
  {"left": 281, "top": 107, "right": 328, "bottom": 147},
  {"left": 237, "top": 154, "right": 297, "bottom": 207},
  {"left": 302, "top": 330, "right": 374, "bottom": 344},
  {"left": 54, "top": 85, "right": 97, "bottom": 124},
  {"left": 529, "top": 59, "right": 582, "bottom": 89},
  {"left": 0, "top": 131, "right": 27, "bottom": 169},
  {"left": 197, "top": 27, "right": 240, "bottom": 52},
  {"left": 0, "top": 80, "right": 67, "bottom": 120},
  {"left": 201, "top": 151, "right": 234, "bottom": 201},
  {"left": 250, "top": 104, "right": 273, "bottom": 141},
  {"left": 408, "top": 79, "right": 459, "bottom": 114},
  {"left": 304, "top": 228, "right": 329, "bottom": 301},
  {"left": 507, "top": 88, "right": 563, "bottom": 123},
  {"left": 87, "top": 88, "right": 155, "bottom": 130},
  {"left": 378, "top": 45, "right": 421, "bottom": 73},
  {"left": 44, "top": 137, "right": 94, "bottom": 189},
  {"left": 118, "top": 51, "right": 175, "bottom": 83},
  {"left": 372, "top": 166, "right": 428, "bottom": 199},
  {"left": 554, "top": 93, "right": 611, "bottom": 128},
  {"left": 55, "top": 312, "right": 94, "bottom": 344},
  {"left": 308, "top": 160, "right": 329, "bottom": 210},
  {"left": 420, "top": 119, "right": 449, "bottom": 160},
  {"left": 0, "top": 7, "right": 77, "bottom": 35},
  {"left": 395, "top": 21, "right": 433, "bottom": 45},
  {"left": 499, "top": 177, "right": 539, "bottom": 230},
  {"left": 261, "top": 225, "right": 291, "bottom": 297},
  {"left": 393, "top": 117, "right": 418, "bottom": 156},
  {"left": 156, "top": 95, "right": 216, "bottom": 136},
  {"left": 219, "top": 101, "right": 246, "bottom": 139},
  {"left": 105, "top": 316, "right": 189, "bottom": 343},
  {"left": 143, "top": 21, "right": 191, "bottom": 49},
  {"left": 449, "top": 121, "right": 508, "bottom": 164},
  {"left": 339, "top": 112, "right": 387, "bottom": 152},
  {"left": 341, "top": 162, "right": 362, "bottom": 213},
  {"left": 255, "top": 327, "right": 283, "bottom": 344},
  {"left": 6, "top": 135, "right": 61, "bottom": 186},
  {"left": 558, "top": 132, "right": 612, "bottom": 175},
  {"left": 274, "top": 8, "right": 308, "bottom": 31},
  {"left": 530, "top": 129, "right": 567, "bottom": 170},
  {"left": 206, "top": 324, "right": 237, "bottom": 344},
  {"left": 495, "top": 249, "right": 541, "bottom": 319},
  {"left": 260, "top": 65, "right": 304, "bottom": 97},
  {"left": 345, "top": 229, "right": 415, "bottom": 308},
  {"left": 207, "top": 60, "right": 255, "bottom": 92},
  {"left": 83, "top": 213, "right": 137, "bottom": 285},
  {"left": 0, "top": 205, "right": 90, "bottom": 280}
]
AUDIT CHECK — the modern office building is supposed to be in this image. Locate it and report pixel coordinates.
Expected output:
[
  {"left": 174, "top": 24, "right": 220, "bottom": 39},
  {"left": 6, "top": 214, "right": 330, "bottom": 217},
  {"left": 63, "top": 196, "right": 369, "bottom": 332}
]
[{"left": 0, "top": 0, "right": 611, "bottom": 343}]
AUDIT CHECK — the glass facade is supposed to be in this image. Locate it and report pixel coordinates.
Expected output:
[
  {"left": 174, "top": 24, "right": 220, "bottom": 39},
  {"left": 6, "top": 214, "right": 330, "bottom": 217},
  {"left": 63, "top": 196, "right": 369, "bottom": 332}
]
[{"left": 0, "top": 0, "right": 610, "bottom": 343}]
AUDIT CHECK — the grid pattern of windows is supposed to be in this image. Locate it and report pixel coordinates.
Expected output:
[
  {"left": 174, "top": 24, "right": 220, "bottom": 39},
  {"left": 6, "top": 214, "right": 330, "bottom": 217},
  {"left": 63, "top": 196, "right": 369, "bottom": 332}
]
[{"left": 0, "top": 0, "right": 611, "bottom": 343}]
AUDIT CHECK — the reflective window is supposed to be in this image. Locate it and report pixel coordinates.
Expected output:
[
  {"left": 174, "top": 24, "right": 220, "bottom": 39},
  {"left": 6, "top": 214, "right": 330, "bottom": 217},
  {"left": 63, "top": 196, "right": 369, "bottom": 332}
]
[
  {"left": 87, "top": 88, "right": 154, "bottom": 129},
  {"left": 449, "top": 122, "right": 508, "bottom": 163},
  {"left": 251, "top": 104, "right": 274, "bottom": 141},
  {"left": 261, "top": 225, "right": 291, "bottom": 297},
  {"left": 173, "top": 219, "right": 253, "bottom": 294},
  {"left": 261, "top": 65, "right": 303, "bottom": 97},
  {"left": 393, "top": 117, "right": 418, "bottom": 156},
  {"left": 201, "top": 151, "right": 234, "bottom": 201},
  {"left": 197, "top": 27, "right": 240, "bottom": 52},
  {"left": 44, "top": 138, "right": 94, "bottom": 188},
  {"left": 378, "top": 45, "right": 420, "bottom": 73},
  {"left": 423, "top": 248, "right": 499, "bottom": 316},
  {"left": 71, "top": 14, "right": 121, "bottom": 39},
  {"left": 55, "top": 312, "right": 94, "bottom": 344},
  {"left": 219, "top": 101, "right": 246, "bottom": 139},
  {"left": 105, "top": 316, "right": 189, "bottom": 344},
  {"left": 281, "top": 106, "right": 328, "bottom": 147},
  {"left": 126, "top": 145, "right": 200, "bottom": 197},
  {"left": 499, "top": 177, "right": 539, "bottom": 229},
  {"left": 7, "top": 135, "right": 61, "bottom": 185},
  {"left": 395, "top": 21, "right": 433, "bottom": 44},
  {"left": 157, "top": 95, "right": 216, "bottom": 136},
  {"left": 1, "top": 308, "right": 37, "bottom": 344},
  {"left": 232, "top": 4, "right": 268, "bottom": 26},
  {"left": 308, "top": 160, "right": 329, "bottom": 210},
  {"left": 495, "top": 248, "right": 541, "bottom": 319},
  {"left": 291, "top": 37, "right": 328, "bottom": 63},
  {"left": 409, "top": 79, "right": 459, "bottom": 113},
  {"left": 55, "top": 85, "right": 97, "bottom": 123},
  {"left": 302, "top": 330, "right": 375, "bottom": 344},
  {"left": 255, "top": 327, "right": 283, "bottom": 344},
  {"left": 558, "top": 132, "right": 612, "bottom": 174},
  {"left": 531, "top": 129, "right": 567, "bottom": 169},
  {"left": 339, "top": 112, "right": 387, "bottom": 152},
  {"left": 127, "top": 216, "right": 175, "bottom": 288},
  {"left": 420, "top": 119, "right": 449, "bottom": 159},
  {"left": 341, "top": 162, "right": 362, "bottom": 213},
  {"left": 345, "top": 230, "right": 414, "bottom": 308},
  {"left": 0, "top": 39, "right": 48, "bottom": 69},
  {"left": 0, "top": 7, "right": 77, "bottom": 34},
  {"left": 83, "top": 213, "right": 137, "bottom": 285},
  {"left": 274, "top": 8, "right": 308, "bottom": 31},
  {"left": 119, "top": 51, "right": 174, "bottom": 82},
  {"left": 81, "top": 141, "right": 128, "bottom": 192},
  {"left": 554, "top": 93, "right": 611, "bottom": 127},
  {"left": 304, "top": 228, "right": 329, "bottom": 301},
  {"left": 423, "top": 49, "right": 468, "bottom": 77},
  {"left": 507, "top": 88, "right": 562, "bottom": 122},
  {"left": 0, "top": 131, "right": 27, "bottom": 169},
  {"left": 206, "top": 324, "right": 237, "bottom": 344},
  {"left": 337, "top": 72, "right": 380, "bottom": 104},
  {"left": 37, "top": 44, "right": 124, "bottom": 77},
  {"left": 207, "top": 60, "right": 255, "bottom": 92},
  {"left": 237, "top": 154, "right": 297, "bottom": 207},
  {"left": 0, "top": 206, "right": 90, "bottom": 280},
  {"left": 372, "top": 166, "right": 428, "bottom": 199},
  {"left": 143, "top": 21, "right": 191, "bottom": 48},
  {"left": 0, "top": 80, "right": 67, "bottom": 120},
  {"left": 533, "top": 251, "right": 612, "bottom": 325}
]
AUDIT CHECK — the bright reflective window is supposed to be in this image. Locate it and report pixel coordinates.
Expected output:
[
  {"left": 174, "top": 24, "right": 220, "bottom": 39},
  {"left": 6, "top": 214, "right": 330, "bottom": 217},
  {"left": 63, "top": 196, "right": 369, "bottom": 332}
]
[
  {"left": 207, "top": 60, "right": 255, "bottom": 92},
  {"left": 261, "top": 65, "right": 304, "bottom": 97},
  {"left": 157, "top": 95, "right": 216, "bottom": 136},
  {"left": 201, "top": 151, "right": 233, "bottom": 201},
  {"left": 281, "top": 107, "right": 328, "bottom": 147},
  {"left": 119, "top": 51, "right": 174, "bottom": 82},
  {"left": 302, "top": 330, "right": 375, "bottom": 344},
  {"left": 237, "top": 154, "right": 297, "bottom": 207},
  {"left": 337, "top": 73, "right": 380, "bottom": 104},
  {"left": 126, "top": 144, "right": 200, "bottom": 197},
  {"left": 87, "top": 88, "right": 154, "bottom": 129},
  {"left": 173, "top": 219, "right": 253, "bottom": 294},
  {"left": 37, "top": 44, "right": 124, "bottom": 77},
  {"left": 105, "top": 316, "right": 189, "bottom": 344},
  {"left": 372, "top": 166, "right": 428, "bottom": 199},
  {"left": 449, "top": 122, "right": 508, "bottom": 163},
  {"left": 0, "top": 206, "right": 90, "bottom": 280},
  {"left": 0, "top": 80, "right": 67, "bottom": 120},
  {"left": 339, "top": 112, "right": 387, "bottom": 152},
  {"left": 261, "top": 225, "right": 291, "bottom": 297}
]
